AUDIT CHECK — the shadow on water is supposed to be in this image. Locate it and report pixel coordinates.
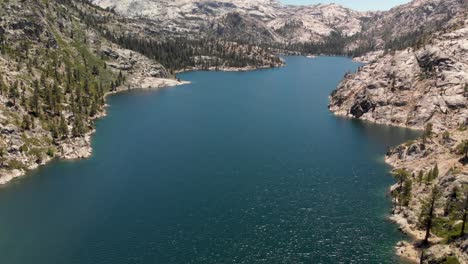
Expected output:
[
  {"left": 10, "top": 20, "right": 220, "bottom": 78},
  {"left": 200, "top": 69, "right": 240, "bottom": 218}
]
[{"left": 335, "top": 116, "right": 421, "bottom": 149}]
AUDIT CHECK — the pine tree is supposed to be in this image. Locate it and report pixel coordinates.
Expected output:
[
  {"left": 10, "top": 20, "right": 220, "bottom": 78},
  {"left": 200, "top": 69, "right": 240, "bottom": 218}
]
[
  {"left": 402, "top": 178, "right": 413, "bottom": 207},
  {"left": 393, "top": 169, "right": 410, "bottom": 210},
  {"left": 417, "top": 170, "right": 424, "bottom": 186},
  {"left": 461, "top": 191, "right": 468, "bottom": 237},
  {"left": 52, "top": 84, "right": 62, "bottom": 115},
  {"left": 49, "top": 120, "right": 59, "bottom": 140},
  {"left": 21, "top": 115, "right": 32, "bottom": 130},
  {"left": 432, "top": 164, "right": 439, "bottom": 180},
  {"left": 72, "top": 115, "right": 86, "bottom": 137},
  {"left": 419, "top": 186, "right": 440, "bottom": 245},
  {"left": 425, "top": 168, "right": 434, "bottom": 185},
  {"left": 456, "top": 140, "right": 468, "bottom": 161},
  {"left": 422, "top": 123, "right": 433, "bottom": 144},
  {"left": 90, "top": 99, "right": 98, "bottom": 117},
  {"left": 59, "top": 115, "right": 68, "bottom": 138},
  {"left": 0, "top": 73, "right": 6, "bottom": 95},
  {"left": 8, "top": 80, "right": 19, "bottom": 105}
]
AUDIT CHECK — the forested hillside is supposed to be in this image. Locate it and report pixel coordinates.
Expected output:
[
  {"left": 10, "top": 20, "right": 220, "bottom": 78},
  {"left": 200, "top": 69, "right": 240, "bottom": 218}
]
[
  {"left": 0, "top": 0, "right": 120, "bottom": 179},
  {"left": 0, "top": 0, "right": 281, "bottom": 180}
]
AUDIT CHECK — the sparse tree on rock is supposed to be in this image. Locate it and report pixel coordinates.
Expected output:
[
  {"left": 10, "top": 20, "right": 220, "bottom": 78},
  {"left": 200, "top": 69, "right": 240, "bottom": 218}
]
[
  {"left": 419, "top": 186, "right": 440, "bottom": 245},
  {"left": 0, "top": 72, "right": 6, "bottom": 95},
  {"left": 402, "top": 178, "right": 413, "bottom": 207},
  {"left": 59, "top": 115, "right": 68, "bottom": 139},
  {"left": 417, "top": 170, "right": 424, "bottom": 186},
  {"left": 422, "top": 123, "right": 433, "bottom": 144},
  {"left": 30, "top": 80, "right": 41, "bottom": 117},
  {"left": 8, "top": 80, "right": 19, "bottom": 105},
  {"left": 393, "top": 169, "right": 410, "bottom": 210},
  {"left": 72, "top": 115, "right": 86, "bottom": 137},
  {"left": 461, "top": 189, "right": 468, "bottom": 237},
  {"left": 456, "top": 140, "right": 468, "bottom": 161},
  {"left": 432, "top": 164, "right": 439, "bottom": 180},
  {"left": 21, "top": 115, "right": 32, "bottom": 130}
]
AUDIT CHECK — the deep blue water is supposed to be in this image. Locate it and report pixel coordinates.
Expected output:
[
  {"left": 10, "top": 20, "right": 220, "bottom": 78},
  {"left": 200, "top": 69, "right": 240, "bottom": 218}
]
[{"left": 0, "top": 57, "right": 419, "bottom": 263}]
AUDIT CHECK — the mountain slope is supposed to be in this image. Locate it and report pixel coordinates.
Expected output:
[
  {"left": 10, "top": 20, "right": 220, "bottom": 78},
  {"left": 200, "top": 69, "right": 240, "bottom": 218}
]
[
  {"left": 91, "top": 0, "right": 368, "bottom": 44},
  {"left": 0, "top": 0, "right": 179, "bottom": 181},
  {"left": 329, "top": 12, "right": 468, "bottom": 131},
  {"left": 0, "top": 0, "right": 283, "bottom": 181},
  {"left": 356, "top": 0, "right": 468, "bottom": 51},
  {"left": 330, "top": 10, "right": 468, "bottom": 263},
  {"left": 91, "top": 0, "right": 468, "bottom": 57}
]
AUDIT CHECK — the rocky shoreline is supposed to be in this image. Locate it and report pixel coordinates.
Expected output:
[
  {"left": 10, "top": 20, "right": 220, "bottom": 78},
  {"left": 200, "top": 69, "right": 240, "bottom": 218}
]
[
  {"left": 0, "top": 58, "right": 284, "bottom": 185},
  {"left": 385, "top": 128, "right": 468, "bottom": 263},
  {"left": 329, "top": 13, "right": 468, "bottom": 264},
  {"left": 0, "top": 0, "right": 285, "bottom": 185}
]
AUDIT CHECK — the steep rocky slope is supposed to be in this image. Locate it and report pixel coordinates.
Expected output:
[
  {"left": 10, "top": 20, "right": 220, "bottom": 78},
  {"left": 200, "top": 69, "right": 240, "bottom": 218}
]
[
  {"left": 387, "top": 130, "right": 467, "bottom": 263},
  {"left": 329, "top": 14, "right": 467, "bottom": 131},
  {"left": 354, "top": 0, "right": 468, "bottom": 51},
  {"left": 91, "top": 0, "right": 368, "bottom": 44},
  {"left": 330, "top": 11, "right": 468, "bottom": 264}
]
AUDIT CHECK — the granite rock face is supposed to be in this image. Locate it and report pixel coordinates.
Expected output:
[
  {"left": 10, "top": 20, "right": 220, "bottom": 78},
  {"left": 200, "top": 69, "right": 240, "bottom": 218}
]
[
  {"left": 329, "top": 16, "right": 468, "bottom": 132},
  {"left": 92, "top": 0, "right": 468, "bottom": 54},
  {"left": 91, "top": 0, "right": 368, "bottom": 44},
  {"left": 331, "top": 12, "right": 468, "bottom": 263}
]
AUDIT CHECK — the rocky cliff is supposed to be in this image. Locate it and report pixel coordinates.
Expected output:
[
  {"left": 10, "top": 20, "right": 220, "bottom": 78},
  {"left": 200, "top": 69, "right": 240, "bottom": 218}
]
[
  {"left": 329, "top": 12, "right": 468, "bottom": 132},
  {"left": 330, "top": 10, "right": 468, "bottom": 264}
]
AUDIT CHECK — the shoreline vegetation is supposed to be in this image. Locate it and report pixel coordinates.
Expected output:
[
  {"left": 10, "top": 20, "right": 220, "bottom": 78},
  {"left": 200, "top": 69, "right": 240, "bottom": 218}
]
[
  {"left": 332, "top": 112, "right": 467, "bottom": 263},
  {"left": 386, "top": 128, "right": 468, "bottom": 264},
  {"left": 332, "top": 113, "right": 467, "bottom": 264},
  {"left": 0, "top": 78, "right": 186, "bottom": 185}
]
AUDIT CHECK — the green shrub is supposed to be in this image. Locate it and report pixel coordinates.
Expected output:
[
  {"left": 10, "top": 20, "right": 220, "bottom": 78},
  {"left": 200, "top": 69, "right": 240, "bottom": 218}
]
[
  {"left": 7, "top": 159, "right": 27, "bottom": 170},
  {"left": 46, "top": 148, "right": 55, "bottom": 157}
]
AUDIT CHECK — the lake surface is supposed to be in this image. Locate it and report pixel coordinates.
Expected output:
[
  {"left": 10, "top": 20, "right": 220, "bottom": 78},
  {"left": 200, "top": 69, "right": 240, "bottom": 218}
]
[{"left": 0, "top": 57, "right": 419, "bottom": 263}]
